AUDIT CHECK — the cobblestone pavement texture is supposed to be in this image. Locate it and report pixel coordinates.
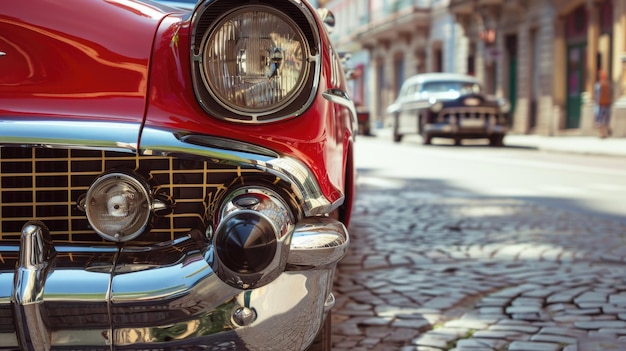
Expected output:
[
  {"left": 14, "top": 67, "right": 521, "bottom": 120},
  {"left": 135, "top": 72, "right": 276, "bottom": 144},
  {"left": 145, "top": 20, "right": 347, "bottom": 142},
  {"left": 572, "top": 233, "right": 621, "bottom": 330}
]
[{"left": 331, "top": 178, "right": 626, "bottom": 351}]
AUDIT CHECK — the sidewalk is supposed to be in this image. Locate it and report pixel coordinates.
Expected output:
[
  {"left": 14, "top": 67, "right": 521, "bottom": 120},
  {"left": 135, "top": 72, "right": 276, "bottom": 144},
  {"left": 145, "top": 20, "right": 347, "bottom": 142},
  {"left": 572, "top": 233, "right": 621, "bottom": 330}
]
[
  {"left": 504, "top": 133, "right": 626, "bottom": 157},
  {"left": 370, "top": 128, "right": 626, "bottom": 157}
]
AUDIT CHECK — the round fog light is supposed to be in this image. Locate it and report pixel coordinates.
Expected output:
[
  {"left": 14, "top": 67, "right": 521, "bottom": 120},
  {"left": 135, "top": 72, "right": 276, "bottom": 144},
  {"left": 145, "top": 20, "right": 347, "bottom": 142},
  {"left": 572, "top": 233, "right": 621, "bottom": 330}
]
[{"left": 85, "top": 172, "right": 151, "bottom": 242}]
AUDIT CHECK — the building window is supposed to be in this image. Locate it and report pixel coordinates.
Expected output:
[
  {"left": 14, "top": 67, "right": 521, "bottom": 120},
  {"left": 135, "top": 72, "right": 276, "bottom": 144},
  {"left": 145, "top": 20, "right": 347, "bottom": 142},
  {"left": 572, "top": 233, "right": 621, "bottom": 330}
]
[
  {"left": 600, "top": 0, "right": 613, "bottom": 35},
  {"left": 566, "top": 5, "right": 587, "bottom": 41},
  {"left": 432, "top": 42, "right": 443, "bottom": 73}
]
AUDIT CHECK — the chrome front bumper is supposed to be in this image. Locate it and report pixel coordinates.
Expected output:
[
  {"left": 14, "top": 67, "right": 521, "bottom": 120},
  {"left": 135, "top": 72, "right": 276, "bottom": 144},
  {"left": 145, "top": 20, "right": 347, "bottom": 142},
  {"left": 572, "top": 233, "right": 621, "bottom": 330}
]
[
  {"left": 0, "top": 216, "right": 348, "bottom": 351},
  {"left": 425, "top": 122, "right": 507, "bottom": 135}
]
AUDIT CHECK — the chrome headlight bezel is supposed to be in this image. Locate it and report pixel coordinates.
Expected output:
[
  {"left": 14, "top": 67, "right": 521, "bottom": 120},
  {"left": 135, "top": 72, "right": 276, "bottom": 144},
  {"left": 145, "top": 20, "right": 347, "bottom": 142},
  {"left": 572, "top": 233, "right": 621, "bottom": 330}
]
[{"left": 190, "top": 0, "right": 321, "bottom": 124}]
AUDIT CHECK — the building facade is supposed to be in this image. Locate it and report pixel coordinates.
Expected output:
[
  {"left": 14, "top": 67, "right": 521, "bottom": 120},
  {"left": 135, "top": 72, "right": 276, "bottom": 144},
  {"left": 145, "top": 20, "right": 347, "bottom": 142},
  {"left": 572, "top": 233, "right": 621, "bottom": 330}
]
[
  {"left": 326, "top": 0, "right": 626, "bottom": 138},
  {"left": 449, "top": 0, "right": 626, "bottom": 136}
]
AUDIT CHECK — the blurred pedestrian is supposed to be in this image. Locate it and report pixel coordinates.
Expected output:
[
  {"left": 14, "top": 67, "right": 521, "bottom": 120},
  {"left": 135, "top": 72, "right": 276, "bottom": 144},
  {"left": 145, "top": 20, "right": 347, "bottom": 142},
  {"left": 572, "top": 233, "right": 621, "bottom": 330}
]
[{"left": 594, "top": 70, "right": 612, "bottom": 138}]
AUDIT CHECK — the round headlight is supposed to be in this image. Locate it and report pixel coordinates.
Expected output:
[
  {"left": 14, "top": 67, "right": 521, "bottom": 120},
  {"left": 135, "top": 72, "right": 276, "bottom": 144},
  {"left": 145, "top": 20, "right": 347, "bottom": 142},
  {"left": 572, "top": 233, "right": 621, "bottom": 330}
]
[
  {"left": 430, "top": 101, "right": 444, "bottom": 113},
  {"left": 199, "top": 6, "right": 309, "bottom": 114},
  {"left": 85, "top": 172, "right": 151, "bottom": 242}
]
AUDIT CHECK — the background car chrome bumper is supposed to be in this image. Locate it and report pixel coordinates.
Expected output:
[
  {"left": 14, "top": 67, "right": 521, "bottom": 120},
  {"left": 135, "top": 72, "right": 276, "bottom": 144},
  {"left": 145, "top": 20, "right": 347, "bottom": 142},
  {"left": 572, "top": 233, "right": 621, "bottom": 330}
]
[
  {"left": 425, "top": 123, "right": 508, "bottom": 134},
  {"left": 0, "top": 217, "right": 348, "bottom": 351}
]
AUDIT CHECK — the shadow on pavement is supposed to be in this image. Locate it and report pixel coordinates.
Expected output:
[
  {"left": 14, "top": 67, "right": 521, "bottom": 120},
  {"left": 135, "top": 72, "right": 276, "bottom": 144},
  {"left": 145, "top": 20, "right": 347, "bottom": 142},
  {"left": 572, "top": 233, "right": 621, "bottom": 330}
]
[{"left": 332, "top": 169, "right": 626, "bottom": 351}]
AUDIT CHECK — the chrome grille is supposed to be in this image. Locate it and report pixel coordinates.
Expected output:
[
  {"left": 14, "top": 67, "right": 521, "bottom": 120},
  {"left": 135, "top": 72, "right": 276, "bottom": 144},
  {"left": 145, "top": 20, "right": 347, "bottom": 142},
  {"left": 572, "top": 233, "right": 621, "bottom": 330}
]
[
  {"left": 0, "top": 147, "right": 261, "bottom": 244},
  {"left": 439, "top": 107, "right": 499, "bottom": 123}
]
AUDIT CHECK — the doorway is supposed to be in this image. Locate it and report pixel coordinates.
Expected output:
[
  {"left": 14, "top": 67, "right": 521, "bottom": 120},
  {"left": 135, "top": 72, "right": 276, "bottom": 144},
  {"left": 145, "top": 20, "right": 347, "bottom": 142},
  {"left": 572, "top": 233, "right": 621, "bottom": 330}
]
[{"left": 566, "top": 43, "right": 586, "bottom": 129}]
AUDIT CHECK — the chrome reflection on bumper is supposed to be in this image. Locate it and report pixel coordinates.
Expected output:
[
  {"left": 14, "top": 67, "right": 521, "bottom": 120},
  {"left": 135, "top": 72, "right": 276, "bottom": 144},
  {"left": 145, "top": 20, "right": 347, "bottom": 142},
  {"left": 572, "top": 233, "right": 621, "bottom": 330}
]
[
  {"left": 12, "top": 222, "right": 56, "bottom": 351},
  {"left": 0, "top": 216, "right": 348, "bottom": 351}
]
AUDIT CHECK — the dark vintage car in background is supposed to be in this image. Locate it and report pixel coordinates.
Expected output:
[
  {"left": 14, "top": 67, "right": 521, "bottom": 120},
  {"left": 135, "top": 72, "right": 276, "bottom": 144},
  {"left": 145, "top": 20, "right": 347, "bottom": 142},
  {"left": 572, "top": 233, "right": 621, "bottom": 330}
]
[
  {"left": 387, "top": 73, "right": 510, "bottom": 146},
  {"left": 0, "top": 0, "right": 356, "bottom": 350}
]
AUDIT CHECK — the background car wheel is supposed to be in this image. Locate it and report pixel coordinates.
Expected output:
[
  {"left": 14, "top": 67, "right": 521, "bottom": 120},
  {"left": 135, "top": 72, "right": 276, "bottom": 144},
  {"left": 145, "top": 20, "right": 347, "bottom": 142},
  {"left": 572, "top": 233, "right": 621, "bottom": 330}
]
[
  {"left": 392, "top": 115, "right": 403, "bottom": 143},
  {"left": 489, "top": 135, "right": 504, "bottom": 147},
  {"left": 358, "top": 123, "right": 371, "bottom": 136},
  {"left": 393, "top": 131, "right": 403, "bottom": 143},
  {"left": 306, "top": 312, "right": 331, "bottom": 351}
]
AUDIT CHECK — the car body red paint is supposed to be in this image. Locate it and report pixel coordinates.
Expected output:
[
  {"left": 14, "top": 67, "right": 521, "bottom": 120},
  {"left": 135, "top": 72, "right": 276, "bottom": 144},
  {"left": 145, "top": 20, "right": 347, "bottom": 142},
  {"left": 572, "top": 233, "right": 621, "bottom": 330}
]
[{"left": 0, "top": 1, "right": 355, "bottom": 350}]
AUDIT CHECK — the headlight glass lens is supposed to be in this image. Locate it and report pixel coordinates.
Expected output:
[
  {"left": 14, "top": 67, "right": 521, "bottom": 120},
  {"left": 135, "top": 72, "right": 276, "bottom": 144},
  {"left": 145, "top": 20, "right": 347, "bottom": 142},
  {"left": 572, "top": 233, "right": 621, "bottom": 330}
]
[
  {"left": 200, "top": 6, "right": 309, "bottom": 114},
  {"left": 85, "top": 173, "right": 151, "bottom": 242}
]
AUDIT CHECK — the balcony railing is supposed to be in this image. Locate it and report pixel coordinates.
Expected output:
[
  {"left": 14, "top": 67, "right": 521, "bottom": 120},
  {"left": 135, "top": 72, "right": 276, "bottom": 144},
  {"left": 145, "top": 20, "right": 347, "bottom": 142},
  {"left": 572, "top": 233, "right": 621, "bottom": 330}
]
[{"left": 370, "top": 0, "right": 431, "bottom": 25}]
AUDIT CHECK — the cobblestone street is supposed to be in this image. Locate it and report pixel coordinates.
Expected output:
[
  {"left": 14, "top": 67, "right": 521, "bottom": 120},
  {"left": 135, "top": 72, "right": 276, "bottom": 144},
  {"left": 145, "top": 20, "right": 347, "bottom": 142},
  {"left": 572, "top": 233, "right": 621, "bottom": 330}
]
[{"left": 332, "top": 175, "right": 626, "bottom": 351}]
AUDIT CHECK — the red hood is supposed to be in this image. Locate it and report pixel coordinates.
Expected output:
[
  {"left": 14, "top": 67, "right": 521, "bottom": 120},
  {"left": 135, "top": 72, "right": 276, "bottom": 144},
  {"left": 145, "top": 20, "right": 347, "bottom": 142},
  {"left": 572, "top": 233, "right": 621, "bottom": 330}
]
[{"left": 0, "top": 0, "right": 171, "bottom": 130}]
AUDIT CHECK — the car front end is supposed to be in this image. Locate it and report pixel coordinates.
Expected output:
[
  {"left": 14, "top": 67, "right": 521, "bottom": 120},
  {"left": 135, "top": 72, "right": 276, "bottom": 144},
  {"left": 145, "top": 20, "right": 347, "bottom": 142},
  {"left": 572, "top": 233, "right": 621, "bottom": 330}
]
[
  {"left": 423, "top": 93, "right": 510, "bottom": 145},
  {"left": 0, "top": 0, "right": 355, "bottom": 350}
]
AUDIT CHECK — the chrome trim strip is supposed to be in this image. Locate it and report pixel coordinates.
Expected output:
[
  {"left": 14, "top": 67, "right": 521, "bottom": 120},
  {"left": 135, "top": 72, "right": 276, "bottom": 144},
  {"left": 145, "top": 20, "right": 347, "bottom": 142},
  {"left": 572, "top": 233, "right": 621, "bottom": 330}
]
[
  {"left": 267, "top": 157, "right": 340, "bottom": 216},
  {"left": 322, "top": 89, "right": 358, "bottom": 136},
  {"left": 140, "top": 127, "right": 336, "bottom": 216},
  {"left": 180, "top": 134, "right": 279, "bottom": 158},
  {"left": 0, "top": 120, "right": 140, "bottom": 152},
  {"left": 323, "top": 292, "right": 336, "bottom": 314}
]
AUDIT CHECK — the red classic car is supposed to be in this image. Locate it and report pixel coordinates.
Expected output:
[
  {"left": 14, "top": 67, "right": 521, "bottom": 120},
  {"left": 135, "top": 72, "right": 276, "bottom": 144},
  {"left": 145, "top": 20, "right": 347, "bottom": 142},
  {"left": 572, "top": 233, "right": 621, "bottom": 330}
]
[{"left": 0, "top": 0, "right": 356, "bottom": 350}]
